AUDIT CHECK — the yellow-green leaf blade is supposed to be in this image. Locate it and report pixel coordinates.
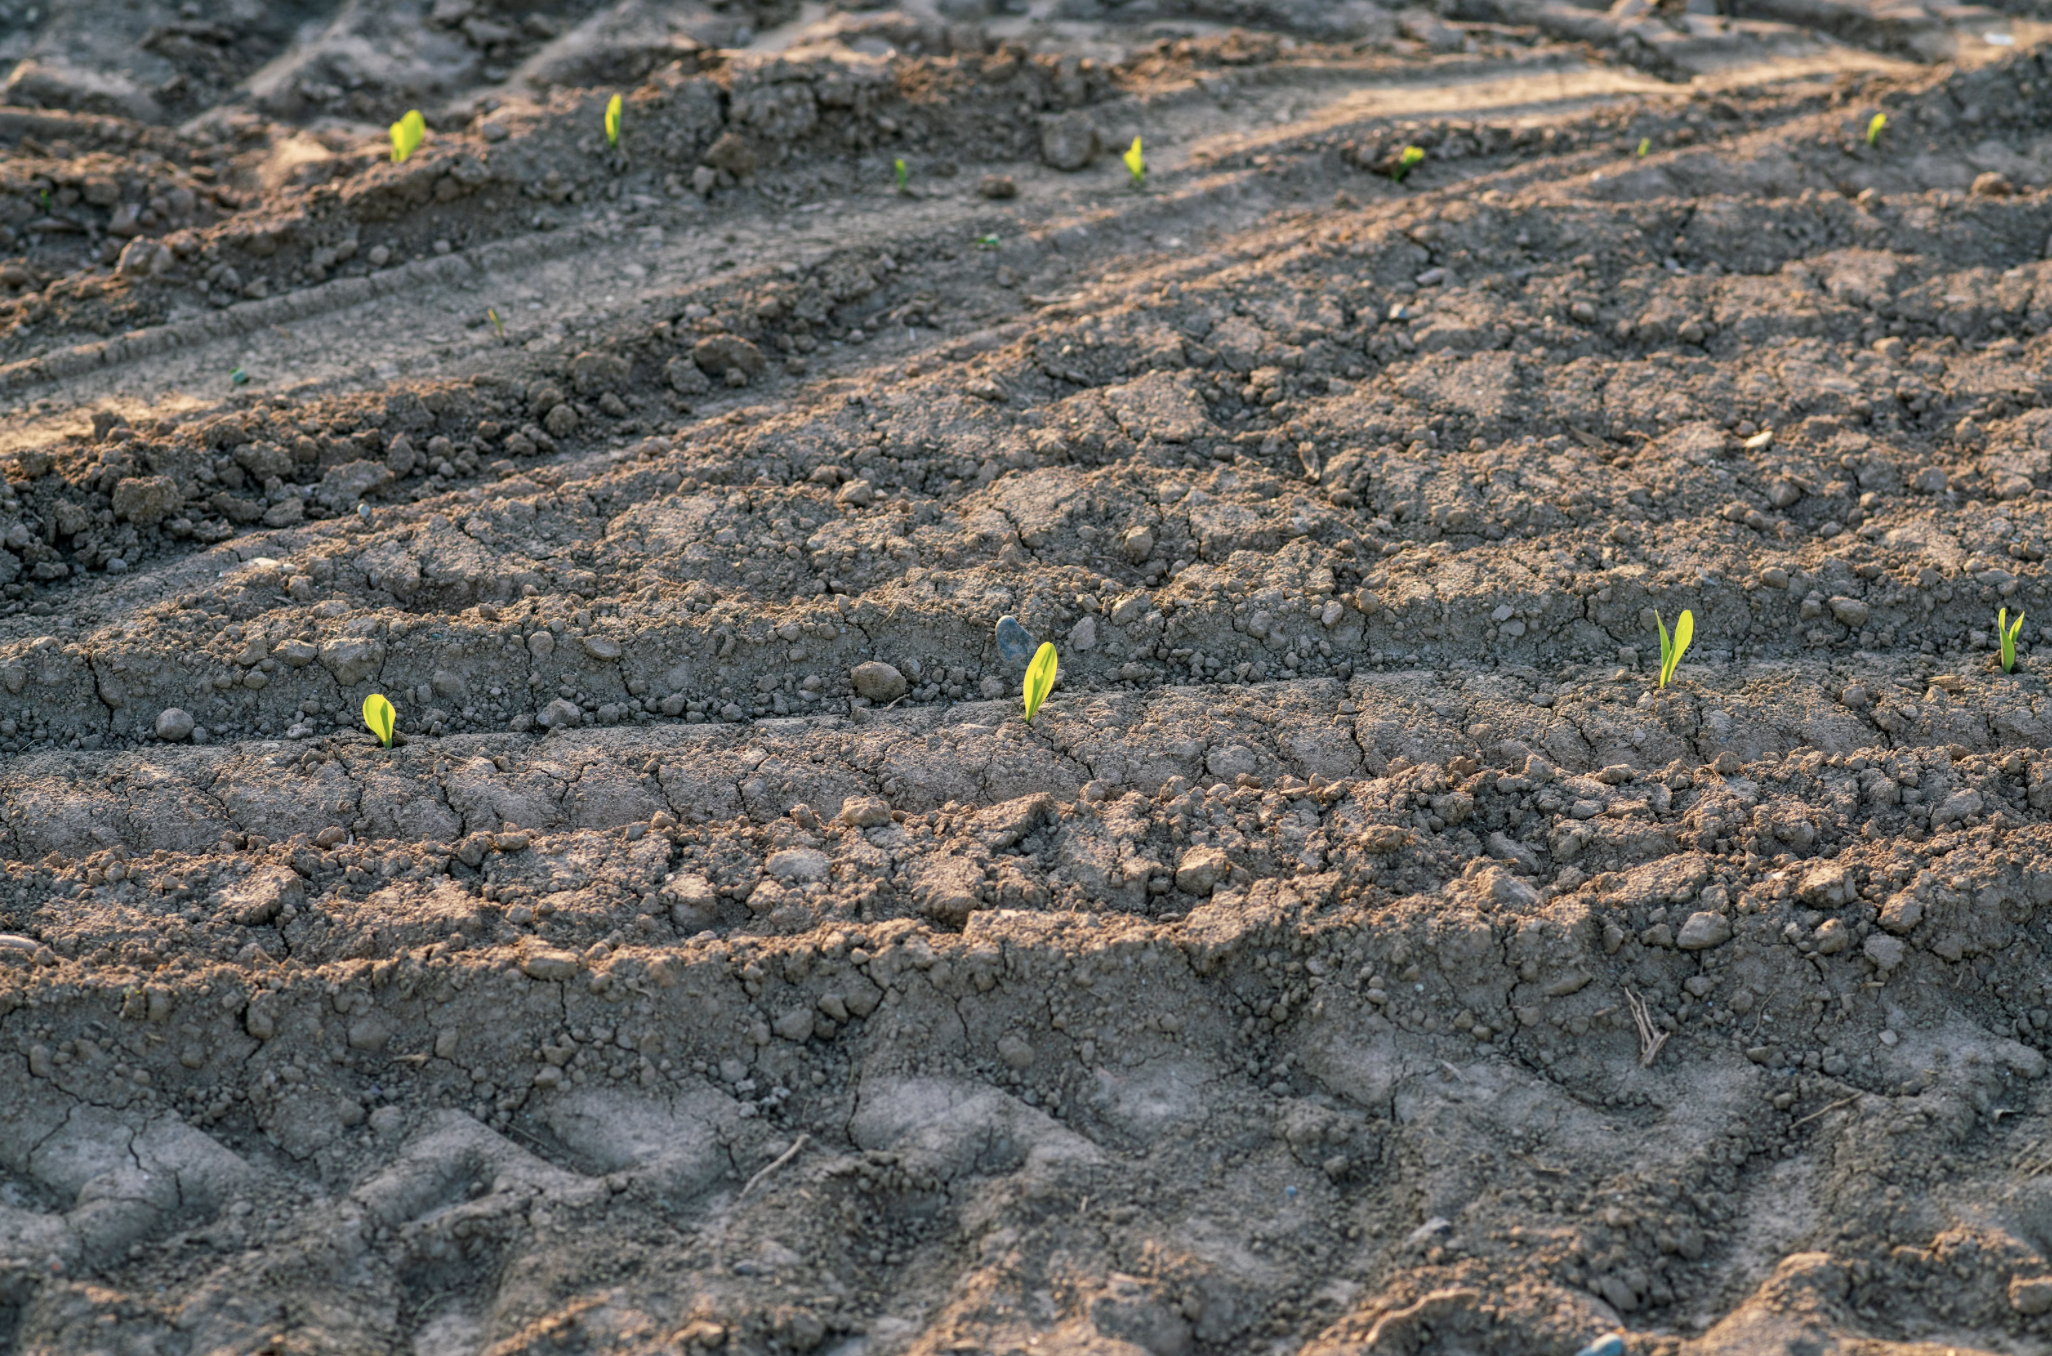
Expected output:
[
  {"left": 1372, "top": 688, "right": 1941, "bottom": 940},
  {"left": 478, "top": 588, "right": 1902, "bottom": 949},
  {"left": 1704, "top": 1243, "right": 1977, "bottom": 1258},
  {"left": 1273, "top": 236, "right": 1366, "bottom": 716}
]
[
  {"left": 1669, "top": 610, "right": 1694, "bottom": 684},
  {"left": 1023, "top": 643, "right": 1058, "bottom": 723},
  {"left": 605, "top": 93, "right": 622, "bottom": 147},
  {"left": 363, "top": 693, "right": 396, "bottom": 747},
  {"left": 390, "top": 109, "right": 425, "bottom": 163},
  {"left": 1122, "top": 137, "right": 1144, "bottom": 182}
]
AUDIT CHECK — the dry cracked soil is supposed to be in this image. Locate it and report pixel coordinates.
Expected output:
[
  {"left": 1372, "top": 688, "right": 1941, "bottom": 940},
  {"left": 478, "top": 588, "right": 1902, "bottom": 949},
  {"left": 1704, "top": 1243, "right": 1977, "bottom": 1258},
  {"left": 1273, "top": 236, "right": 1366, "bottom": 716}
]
[{"left": 16, "top": 0, "right": 2052, "bottom": 1353}]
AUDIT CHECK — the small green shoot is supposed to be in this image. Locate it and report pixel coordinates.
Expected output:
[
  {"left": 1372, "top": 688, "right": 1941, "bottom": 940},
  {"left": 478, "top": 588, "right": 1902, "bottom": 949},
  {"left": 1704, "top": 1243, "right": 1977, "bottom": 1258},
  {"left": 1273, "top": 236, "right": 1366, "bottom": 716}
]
[
  {"left": 894, "top": 157, "right": 908, "bottom": 192},
  {"left": 390, "top": 109, "right": 426, "bottom": 163},
  {"left": 2000, "top": 607, "right": 2026, "bottom": 673},
  {"left": 605, "top": 93, "right": 622, "bottom": 148},
  {"left": 228, "top": 367, "right": 248, "bottom": 385},
  {"left": 1122, "top": 136, "right": 1145, "bottom": 187},
  {"left": 1866, "top": 113, "right": 1886, "bottom": 148},
  {"left": 488, "top": 307, "right": 505, "bottom": 338},
  {"left": 1636, "top": 136, "right": 1650, "bottom": 158},
  {"left": 37, "top": 189, "right": 49, "bottom": 211},
  {"left": 1023, "top": 642, "right": 1057, "bottom": 723},
  {"left": 1391, "top": 145, "right": 1426, "bottom": 183},
  {"left": 976, "top": 234, "right": 1000, "bottom": 250},
  {"left": 363, "top": 693, "right": 396, "bottom": 747},
  {"left": 1655, "top": 609, "right": 1694, "bottom": 689}
]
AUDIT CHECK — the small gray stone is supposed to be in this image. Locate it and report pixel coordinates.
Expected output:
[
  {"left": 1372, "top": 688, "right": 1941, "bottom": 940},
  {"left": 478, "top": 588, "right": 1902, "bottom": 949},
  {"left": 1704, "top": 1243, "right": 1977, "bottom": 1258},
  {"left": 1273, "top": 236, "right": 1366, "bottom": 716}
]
[
  {"left": 1932, "top": 789, "right": 1984, "bottom": 827},
  {"left": 851, "top": 661, "right": 907, "bottom": 702},
  {"left": 1863, "top": 935, "right": 1905, "bottom": 972},
  {"left": 538, "top": 697, "right": 582, "bottom": 730},
  {"left": 840, "top": 795, "right": 893, "bottom": 828},
  {"left": 156, "top": 707, "right": 195, "bottom": 742},
  {"left": 766, "top": 847, "right": 829, "bottom": 882},
  {"left": 111, "top": 475, "right": 183, "bottom": 525},
  {"left": 1879, "top": 892, "right": 1923, "bottom": 934},
  {"left": 1040, "top": 110, "right": 1098, "bottom": 170},
  {"left": 582, "top": 635, "right": 623, "bottom": 661},
  {"left": 521, "top": 949, "right": 580, "bottom": 981},
  {"left": 318, "top": 637, "right": 383, "bottom": 687},
  {"left": 693, "top": 335, "right": 766, "bottom": 381},
  {"left": 1827, "top": 596, "right": 1871, "bottom": 628},
  {"left": 995, "top": 615, "right": 1037, "bottom": 669},
  {"left": 1676, "top": 911, "right": 1732, "bottom": 950},
  {"left": 1175, "top": 846, "right": 1231, "bottom": 896},
  {"left": 315, "top": 459, "right": 393, "bottom": 510},
  {"left": 1069, "top": 614, "right": 1098, "bottom": 652}
]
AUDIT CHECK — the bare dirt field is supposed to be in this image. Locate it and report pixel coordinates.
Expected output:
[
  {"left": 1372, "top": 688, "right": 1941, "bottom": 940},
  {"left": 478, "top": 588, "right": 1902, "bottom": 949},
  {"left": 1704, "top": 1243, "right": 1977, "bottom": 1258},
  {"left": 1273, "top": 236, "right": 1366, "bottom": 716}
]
[{"left": 9, "top": 0, "right": 2052, "bottom": 1352}]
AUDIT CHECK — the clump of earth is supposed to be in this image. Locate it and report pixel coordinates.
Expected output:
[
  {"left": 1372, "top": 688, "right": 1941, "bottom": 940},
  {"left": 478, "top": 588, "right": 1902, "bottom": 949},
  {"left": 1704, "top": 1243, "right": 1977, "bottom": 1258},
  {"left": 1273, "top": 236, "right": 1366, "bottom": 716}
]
[{"left": 4, "top": 0, "right": 2052, "bottom": 1352}]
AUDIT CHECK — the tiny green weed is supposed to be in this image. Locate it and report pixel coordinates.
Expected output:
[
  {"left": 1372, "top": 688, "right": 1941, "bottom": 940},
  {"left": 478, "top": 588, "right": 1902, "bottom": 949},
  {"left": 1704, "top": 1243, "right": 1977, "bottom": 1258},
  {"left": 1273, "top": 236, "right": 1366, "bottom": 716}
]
[
  {"left": 1655, "top": 609, "right": 1694, "bottom": 688},
  {"left": 1391, "top": 146, "right": 1426, "bottom": 183},
  {"left": 363, "top": 693, "right": 396, "bottom": 747},
  {"left": 2000, "top": 607, "right": 2026, "bottom": 673},
  {"left": 1122, "top": 137, "right": 1145, "bottom": 187},
  {"left": 605, "top": 94, "right": 622, "bottom": 148},
  {"left": 390, "top": 110, "right": 426, "bottom": 163},
  {"left": 976, "top": 234, "right": 1000, "bottom": 250},
  {"left": 1866, "top": 113, "right": 1886, "bottom": 147},
  {"left": 1636, "top": 137, "right": 1649, "bottom": 158},
  {"left": 488, "top": 307, "right": 505, "bottom": 338},
  {"left": 894, "top": 157, "right": 908, "bottom": 192},
  {"left": 1023, "top": 643, "right": 1057, "bottom": 723}
]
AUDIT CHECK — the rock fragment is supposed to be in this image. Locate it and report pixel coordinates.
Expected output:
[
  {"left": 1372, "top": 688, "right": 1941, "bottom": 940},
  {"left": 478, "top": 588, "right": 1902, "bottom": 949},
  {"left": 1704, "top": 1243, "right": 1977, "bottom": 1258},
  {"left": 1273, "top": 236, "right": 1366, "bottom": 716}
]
[
  {"left": 851, "top": 661, "right": 907, "bottom": 702},
  {"left": 1676, "top": 912, "right": 1730, "bottom": 949},
  {"left": 1175, "top": 846, "right": 1231, "bottom": 896}
]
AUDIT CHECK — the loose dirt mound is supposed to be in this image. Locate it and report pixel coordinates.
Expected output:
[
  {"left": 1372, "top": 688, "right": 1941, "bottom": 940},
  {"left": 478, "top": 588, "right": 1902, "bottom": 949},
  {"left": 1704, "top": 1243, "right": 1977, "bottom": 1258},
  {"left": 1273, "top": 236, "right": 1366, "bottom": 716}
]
[{"left": 6, "top": 1, "right": 2052, "bottom": 1354}]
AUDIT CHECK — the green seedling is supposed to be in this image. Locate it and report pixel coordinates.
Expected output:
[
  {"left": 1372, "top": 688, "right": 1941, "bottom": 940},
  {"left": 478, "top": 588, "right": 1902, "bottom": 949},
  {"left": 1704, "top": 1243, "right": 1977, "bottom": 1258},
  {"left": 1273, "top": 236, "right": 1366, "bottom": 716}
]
[
  {"left": 1023, "top": 642, "right": 1057, "bottom": 723},
  {"left": 1655, "top": 609, "right": 1694, "bottom": 689},
  {"left": 605, "top": 93, "right": 622, "bottom": 148},
  {"left": 363, "top": 693, "right": 396, "bottom": 747},
  {"left": 1391, "top": 145, "right": 1426, "bottom": 183},
  {"left": 488, "top": 307, "right": 505, "bottom": 338},
  {"left": 1866, "top": 113, "right": 1886, "bottom": 148},
  {"left": 976, "top": 234, "right": 1000, "bottom": 250},
  {"left": 894, "top": 157, "right": 908, "bottom": 192},
  {"left": 1636, "top": 136, "right": 1650, "bottom": 158},
  {"left": 390, "top": 109, "right": 426, "bottom": 163},
  {"left": 228, "top": 367, "right": 248, "bottom": 386},
  {"left": 37, "top": 189, "right": 49, "bottom": 211},
  {"left": 1122, "top": 137, "right": 1145, "bottom": 187},
  {"left": 2000, "top": 607, "right": 2026, "bottom": 673}
]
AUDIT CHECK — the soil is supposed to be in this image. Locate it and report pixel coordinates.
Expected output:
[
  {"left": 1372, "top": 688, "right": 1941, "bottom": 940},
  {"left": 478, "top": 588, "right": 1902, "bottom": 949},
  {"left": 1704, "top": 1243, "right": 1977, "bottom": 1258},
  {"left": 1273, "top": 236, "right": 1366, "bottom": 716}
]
[{"left": 7, "top": 0, "right": 2052, "bottom": 1353}]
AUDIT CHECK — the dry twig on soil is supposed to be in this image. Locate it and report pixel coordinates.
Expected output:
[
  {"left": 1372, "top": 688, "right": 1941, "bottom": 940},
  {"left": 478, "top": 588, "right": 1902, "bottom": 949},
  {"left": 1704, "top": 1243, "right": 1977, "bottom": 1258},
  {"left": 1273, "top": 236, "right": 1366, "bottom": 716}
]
[{"left": 1625, "top": 988, "right": 1668, "bottom": 1067}]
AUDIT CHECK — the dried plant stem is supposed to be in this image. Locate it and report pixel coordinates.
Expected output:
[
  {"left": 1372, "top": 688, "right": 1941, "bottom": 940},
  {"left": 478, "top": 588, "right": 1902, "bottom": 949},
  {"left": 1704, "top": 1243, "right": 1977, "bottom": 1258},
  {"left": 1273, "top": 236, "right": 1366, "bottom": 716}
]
[{"left": 1625, "top": 988, "right": 1668, "bottom": 1067}]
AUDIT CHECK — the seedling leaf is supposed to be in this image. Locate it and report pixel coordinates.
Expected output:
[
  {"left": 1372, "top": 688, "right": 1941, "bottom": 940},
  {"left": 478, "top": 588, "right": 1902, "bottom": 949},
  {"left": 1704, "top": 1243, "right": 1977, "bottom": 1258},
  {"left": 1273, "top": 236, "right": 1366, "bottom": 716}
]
[
  {"left": 1656, "top": 609, "right": 1694, "bottom": 688},
  {"left": 1636, "top": 136, "right": 1650, "bottom": 158},
  {"left": 2000, "top": 607, "right": 2026, "bottom": 673},
  {"left": 1122, "top": 137, "right": 1145, "bottom": 186},
  {"left": 390, "top": 109, "right": 426, "bottom": 163},
  {"left": 1392, "top": 145, "right": 1426, "bottom": 183},
  {"left": 1023, "top": 642, "right": 1057, "bottom": 723},
  {"left": 1866, "top": 113, "right": 1886, "bottom": 147},
  {"left": 893, "top": 157, "right": 908, "bottom": 191},
  {"left": 605, "top": 93, "right": 622, "bottom": 148},
  {"left": 363, "top": 693, "right": 396, "bottom": 747},
  {"left": 488, "top": 307, "right": 504, "bottom": 338}
]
